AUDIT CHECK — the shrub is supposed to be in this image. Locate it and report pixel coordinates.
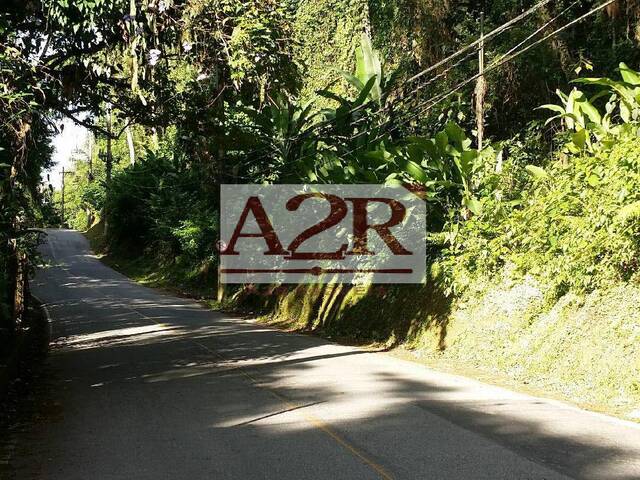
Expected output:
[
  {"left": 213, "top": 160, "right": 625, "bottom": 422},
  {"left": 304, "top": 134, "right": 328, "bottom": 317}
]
[{"left": 453, "top": 132, "right": 640, "bottom": 299}]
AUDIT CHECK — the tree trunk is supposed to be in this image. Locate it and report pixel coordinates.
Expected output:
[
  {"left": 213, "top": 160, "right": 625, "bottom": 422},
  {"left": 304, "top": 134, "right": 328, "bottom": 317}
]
[{"left": 126, "top": 122, "right": 136, "bottom": 165}]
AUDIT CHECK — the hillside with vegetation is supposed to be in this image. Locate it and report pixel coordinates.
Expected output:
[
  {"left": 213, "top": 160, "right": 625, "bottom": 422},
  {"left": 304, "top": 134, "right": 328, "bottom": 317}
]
[{"left": 2, "top": 0, "right": 640, "bottom": 417}]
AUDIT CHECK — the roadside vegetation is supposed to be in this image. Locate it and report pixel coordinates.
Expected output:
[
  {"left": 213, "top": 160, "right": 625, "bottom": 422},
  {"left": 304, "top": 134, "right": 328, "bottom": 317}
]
[{"left": 2, "top": 1, "right": 640, "bottom": 417}]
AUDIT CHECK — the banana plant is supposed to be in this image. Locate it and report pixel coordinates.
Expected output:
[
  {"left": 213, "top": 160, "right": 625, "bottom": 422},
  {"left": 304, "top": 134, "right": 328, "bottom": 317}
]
[
  {"left": 303, "top": 33, "right": 391, "bottom": 183},
  {"left": 302, "top": 117, "right": 486, "bottom": 215},
  {"left": 293, "top": 33, "right": 485, "bottom": 217},
  {"left": 317, "top": 75, "right": 381, "bottom": 137},
  {"left": 574, "top": 62, "right": 640, "bottom": 124},
  {"left": 540, "top": 63, "right": 640, "bottom": 153},
  {"left": 341, "top": 33, "right": 384, "bottom": 105},
  {"left": 398, "top": 122, "right": 484, "bottom": 215},
  {"left": 244, "top": 93, "right": 317, "bottom": 182},
  {"left": 267, "top": 93, "right": 315, "bottom": 162},
  {"left": 539, "top": 87, "right": 603, "bottom": 153},
  {"left": 315, "top": 32, "right": 388, "bottom": 138}
]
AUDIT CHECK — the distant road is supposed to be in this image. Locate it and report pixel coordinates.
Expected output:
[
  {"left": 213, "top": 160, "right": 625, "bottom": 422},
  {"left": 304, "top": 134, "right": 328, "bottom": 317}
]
[{"left": 11, "top": 229, "right": 640, "bottom": 479}]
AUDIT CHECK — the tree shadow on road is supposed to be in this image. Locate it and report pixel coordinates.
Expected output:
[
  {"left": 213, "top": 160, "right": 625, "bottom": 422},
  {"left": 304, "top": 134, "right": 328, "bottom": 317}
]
[{"left": 9, "top": 303, "right": 640, "bottom": 480}]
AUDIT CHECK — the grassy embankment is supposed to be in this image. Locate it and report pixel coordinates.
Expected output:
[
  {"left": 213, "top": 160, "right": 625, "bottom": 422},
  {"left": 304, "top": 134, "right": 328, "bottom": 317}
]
[{"left": 85, "top": 221, "right": 217, "bottom": 300}]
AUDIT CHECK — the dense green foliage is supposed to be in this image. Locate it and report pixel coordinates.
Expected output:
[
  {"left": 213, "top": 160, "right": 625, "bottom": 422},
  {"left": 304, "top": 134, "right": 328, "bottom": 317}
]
[
  {"left": 1, "top": 9, "right": 57, "bottom": 340},
  {"left": 450, "top": 131, "right": 640, "bottom": 296},
  {"left": 443, "top": 64, "right": 640, "bottom": 299},
  {"left": 3, "top": 0, "right": 640, "bottom": 413},
  {"left": 14, "top": 0, "right": 635, "bottom": 301}
]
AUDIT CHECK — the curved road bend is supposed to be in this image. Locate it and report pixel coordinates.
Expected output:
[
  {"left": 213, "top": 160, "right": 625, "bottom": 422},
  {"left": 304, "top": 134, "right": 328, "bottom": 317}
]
[{"left": 9, "top": 229, "right": 640, "bottom": 479}]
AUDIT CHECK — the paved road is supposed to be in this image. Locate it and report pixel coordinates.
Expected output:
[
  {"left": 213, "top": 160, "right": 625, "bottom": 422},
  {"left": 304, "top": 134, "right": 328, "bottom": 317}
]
[{"left": 9, "top": 229, "right": 640, "bottom": 479}]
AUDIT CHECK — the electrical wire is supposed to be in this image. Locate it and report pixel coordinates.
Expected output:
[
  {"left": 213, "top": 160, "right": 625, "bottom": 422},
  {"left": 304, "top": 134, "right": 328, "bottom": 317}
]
[
  {"left": 233, "top": 0, "right": 558, "bottom": 164},
  {"left": 233, "top": 47, "right": 480, "bottom": 171},
  {"left": 291, "top": 0, "right": 556, "bottom": 143},
  {"left": 111, "top": 0, "right": 615, "bottom": 184},
  {"left": 239, "top": 0, "right": 616, "bottom": 174},
  {"left": 370, "top": 0, "right": 584, "bottom": 142},
  {"left": 406, "top": 0, "right": 553, "bottom": 84},
  {"left": 371, "top": 0, "right": 614, "bottom": 145}
]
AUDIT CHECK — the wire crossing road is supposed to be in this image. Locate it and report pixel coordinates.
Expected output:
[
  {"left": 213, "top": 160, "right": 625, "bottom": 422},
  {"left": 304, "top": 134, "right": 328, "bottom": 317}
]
[{"left": 11, "top": 229, "right": 640, "bottom": 479}]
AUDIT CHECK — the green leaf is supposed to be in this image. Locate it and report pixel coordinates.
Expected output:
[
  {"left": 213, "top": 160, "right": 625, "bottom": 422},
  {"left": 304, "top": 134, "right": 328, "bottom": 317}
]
[
  {"left": 406, "top": 144, "right": 424, "bottom": 163},
  {"left": 435, "top": 131, "right": 448, "bottom": 153},
  {"left": 363, "top": 149, "right": 391, "bottom": 163},
  {"left": 525, "top": 165, "right": 548, "bottom": 180},
  {"left": 572, "top": 129, "right": 587, "bottom": 150},
  {"left": 538, "top": 104, "right": 566, "bottom": 115},
  {"left": 444, "top": 121, "right": 466, "bottom": 145},
  {"left": 385, "top": 177, "right": 404, "bottom": 186},
  {"left": 340, "top": 71, "right": 364, "bottom": 91},
  {"left": 459, "top": 150, "right": 478, "bottom": 173},
  {"left": 356, "top": 33, "right": 382, "bottom": 101},
  {"left": 575, "top": 95, "right": 602, "bottom": 125},
  {"left": 620, "top": 101, "right": 632, "bottom": 123},
  {"left": 353, "top": 76, "right": 377, "bottom": 107},
  {"left": 317, "top": 89, "right": 348, "bottom": 106},
  {"left": 619, "top": 63, "right": 640, "bottom": 86},
  {"left": 403, "top": 160, "right": 428, "bottom": 184},
  {"left": 463, "top": 196, "right": 482, "bottom": 215},
  {"left": 587, "top": 174, "right": 600, "bottom": 187}
]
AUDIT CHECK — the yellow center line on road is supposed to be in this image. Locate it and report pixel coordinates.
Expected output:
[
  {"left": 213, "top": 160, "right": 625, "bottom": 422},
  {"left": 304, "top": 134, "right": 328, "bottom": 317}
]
[
  {"left": 127, "top": 305, "right": 394, "bottom": 480},
  {"left": 190, "top": 338, "right": 395, "bottom": 480}
]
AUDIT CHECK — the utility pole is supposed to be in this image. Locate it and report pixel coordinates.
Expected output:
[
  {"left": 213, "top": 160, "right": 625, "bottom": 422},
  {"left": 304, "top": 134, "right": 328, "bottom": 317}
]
[
  {"left": 86, "top": 133, "right": 95, "bottom": 229},
  {"left": 60, "top": 167, "right": 73, "bottom": 227},
  {"left": 61, "top": 167, "right": 66, "bottom": 226},
  {"left": 88, "top": 131, "right": 94, "bottom": 182},
  {"left": 475, "top": 11, "right": 487, "bottom": 151}
]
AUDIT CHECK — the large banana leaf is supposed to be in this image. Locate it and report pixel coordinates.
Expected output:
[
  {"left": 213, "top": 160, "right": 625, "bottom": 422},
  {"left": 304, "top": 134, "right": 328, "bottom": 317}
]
[{"left": 355, "top": 33, "right": 382, "bottom": 102}]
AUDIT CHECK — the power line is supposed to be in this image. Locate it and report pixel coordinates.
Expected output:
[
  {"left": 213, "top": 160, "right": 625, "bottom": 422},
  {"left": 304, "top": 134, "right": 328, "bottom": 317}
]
[
  {"left": 114, "top": 0, "right": 616, "bottom": 185},
  {"left": 350, "top": 0, "right": 581, "bottom": 148},
  {"left": 296, "top": 0, "right": 555, "bottom": 142},
  {"left": 376, "top": 0, "right": 584, "bottom": 141},
  {"left": 119, "top": 0, "right": 559, "bottom": 186},
  {"left": 378, "top": 0, "right": 613, "bottom": 143},
  {"left": 242, "top": 0, "right": 615, "bottom": 175},
  {"left": 406, "top": 0, "right": 553, "bottom": 84},
  {"left": 234, "top": 47, "right": 480, "bottom": 172},
  {"left": 236, "top": 0, "right": 558, "bottom": 163}
]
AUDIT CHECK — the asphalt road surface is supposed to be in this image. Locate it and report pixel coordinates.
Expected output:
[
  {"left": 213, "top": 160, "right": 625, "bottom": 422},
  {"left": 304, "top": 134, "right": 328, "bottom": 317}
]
[{"left": 9, "top": 229, "right": 640, "bottom": 479}]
